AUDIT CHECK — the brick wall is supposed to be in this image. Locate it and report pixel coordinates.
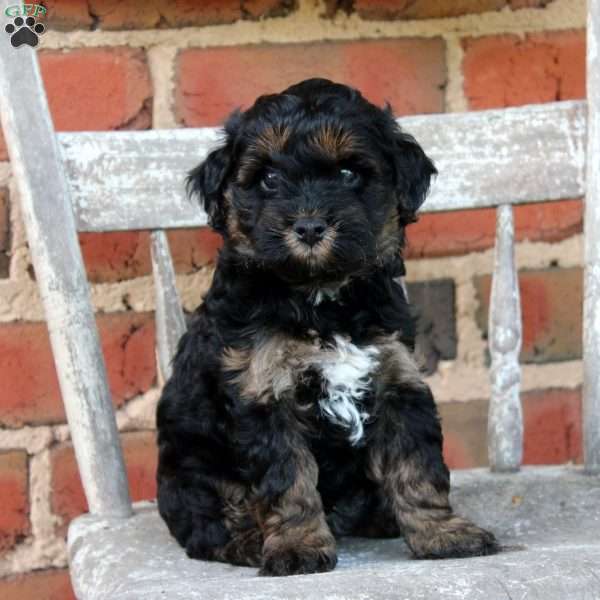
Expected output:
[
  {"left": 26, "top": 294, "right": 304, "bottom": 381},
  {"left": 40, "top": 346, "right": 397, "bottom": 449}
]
[{"left": 0, "top": 0, "right": 586, "bottom": 596}]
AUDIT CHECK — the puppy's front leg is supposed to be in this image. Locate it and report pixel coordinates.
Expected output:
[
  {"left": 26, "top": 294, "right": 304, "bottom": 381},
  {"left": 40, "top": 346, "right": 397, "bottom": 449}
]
[
  {"left": 256, "top": 428, "right": 337, "bottom": 576},
  {"left": 368, "top": 384, "right": 499, "bottom": 559}
]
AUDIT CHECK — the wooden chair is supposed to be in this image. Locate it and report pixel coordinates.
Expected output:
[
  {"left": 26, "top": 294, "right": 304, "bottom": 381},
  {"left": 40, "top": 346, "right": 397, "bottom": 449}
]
[{"left": 1, "top": 0, "right": 599, "bottom": 596}]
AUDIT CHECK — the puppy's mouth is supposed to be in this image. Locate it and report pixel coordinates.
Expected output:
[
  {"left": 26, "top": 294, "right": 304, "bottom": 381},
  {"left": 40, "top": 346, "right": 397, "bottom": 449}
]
[{"left": 283, "top": 227, "right": 337, "bottom": 269}]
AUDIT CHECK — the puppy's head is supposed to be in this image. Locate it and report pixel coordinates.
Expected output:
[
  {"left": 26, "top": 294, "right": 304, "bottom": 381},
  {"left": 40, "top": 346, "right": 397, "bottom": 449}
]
[{"left": 188, "top": 78, "right": 436, "bottom": 284}]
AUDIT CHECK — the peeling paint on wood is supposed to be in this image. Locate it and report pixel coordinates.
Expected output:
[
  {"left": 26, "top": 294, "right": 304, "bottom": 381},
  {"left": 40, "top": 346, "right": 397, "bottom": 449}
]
[
  {"left": 488, "top": 205, "right": 523, "bottom": 472},
  {"left": 150, "top": 230, "right": 187, "bottom": 381},
  {"left": 0, "top": 0, "right": 131, "bottom": 518},
  {"left": 58, "top": 101, "right": 587, "bottom": 232},
  {"left": 584, "top": 0, "right": 600, "bottom": 473},
  {"left": 68, "top": 467, "right": 600, "bottom": 600}
]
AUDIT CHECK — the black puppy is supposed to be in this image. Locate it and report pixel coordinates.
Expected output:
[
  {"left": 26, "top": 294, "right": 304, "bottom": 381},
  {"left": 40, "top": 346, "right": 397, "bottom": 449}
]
[{"left": 156, "top": 78, "right": 498, "bottom": 576}]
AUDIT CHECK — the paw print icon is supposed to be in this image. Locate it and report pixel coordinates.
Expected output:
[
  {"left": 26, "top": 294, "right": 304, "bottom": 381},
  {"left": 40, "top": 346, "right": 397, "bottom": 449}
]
[{"left": 5, "top": 16, "right": 45, "bottom": 48}]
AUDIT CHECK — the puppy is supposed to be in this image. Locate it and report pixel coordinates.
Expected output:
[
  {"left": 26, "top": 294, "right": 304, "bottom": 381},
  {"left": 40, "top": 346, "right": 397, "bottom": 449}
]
[{"left": 156, "top": 78, "right": 498, "bottom": 576}]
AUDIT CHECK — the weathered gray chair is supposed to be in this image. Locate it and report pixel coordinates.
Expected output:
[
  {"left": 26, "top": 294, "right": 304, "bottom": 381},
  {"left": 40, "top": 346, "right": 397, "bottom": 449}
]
[{"left": 2, "top": 0, "right": 600, "bottom": 596}]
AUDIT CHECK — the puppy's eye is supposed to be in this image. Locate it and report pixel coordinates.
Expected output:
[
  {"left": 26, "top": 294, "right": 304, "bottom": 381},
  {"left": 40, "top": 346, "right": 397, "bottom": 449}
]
[
  {"left": 338, "top": 167, "right": 361, "bottom": 186},
  {"left": 260, "top": 170, "right": 279, "bottom": 192}
]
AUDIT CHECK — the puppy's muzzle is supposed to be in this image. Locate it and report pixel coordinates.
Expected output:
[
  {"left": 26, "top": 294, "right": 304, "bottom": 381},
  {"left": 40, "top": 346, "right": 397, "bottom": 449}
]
[{"left": 293, "top": 217, "right": 327, "bottom": 247}]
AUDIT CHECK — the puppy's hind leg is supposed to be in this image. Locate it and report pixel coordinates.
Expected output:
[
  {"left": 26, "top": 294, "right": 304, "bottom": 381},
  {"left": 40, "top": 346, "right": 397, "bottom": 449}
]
[{"left": 157, "top": 473, "right": 262, "bottom": 567}]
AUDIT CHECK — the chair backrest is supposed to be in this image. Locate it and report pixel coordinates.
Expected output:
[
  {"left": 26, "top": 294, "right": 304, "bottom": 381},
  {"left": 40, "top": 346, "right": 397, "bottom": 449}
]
[{"left": 0, "top": 0, "right": 598, "bottom": 518}]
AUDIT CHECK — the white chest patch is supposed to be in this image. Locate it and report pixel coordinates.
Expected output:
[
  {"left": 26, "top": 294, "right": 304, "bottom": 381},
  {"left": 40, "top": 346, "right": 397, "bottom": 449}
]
[{"left": 318, "top": 335, "right": 380, "bottom": 445}]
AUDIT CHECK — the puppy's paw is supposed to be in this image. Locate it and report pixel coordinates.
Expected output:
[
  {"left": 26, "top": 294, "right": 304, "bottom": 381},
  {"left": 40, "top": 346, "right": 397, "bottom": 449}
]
[
  {"left": 407, "top": 517, "right": 499, "bottom": 559},
  {"left": 260, "top": 546, "right": 337, "bottom": 577}
]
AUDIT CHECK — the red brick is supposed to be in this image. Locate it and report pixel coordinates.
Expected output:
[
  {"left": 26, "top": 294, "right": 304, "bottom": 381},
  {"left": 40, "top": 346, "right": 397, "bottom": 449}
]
[
  {"left": 243, "top": 0, "right": 295, "bottom": 19},
  {"left": 0, "top": 47, "right": 151, "bottom": 161},
  {"left": 462, "top": 31, "right": 585, "bottom": 110},
  {"left": 408, "top": 279, "right": 457, "bottom": 374},
  {"left": 508, "top": 0, "right": 554, "bottom": 6},
  {"left": 0, "top": 313, "right": 156, "bottom": 427},
  {"left": 351, "top": 0, "right": 551, "bottom": 19},
  {"left": 523, "top": 388, "right": 582, "bottom": 464},
  {"left": 415, "top": 31, "right": 584, "bottom": 260},
  {"left": 0, "top": 188, "right": 9, "bottom": 278},
  {"left": 44, "top": 0, "right": 93, "bottom": 30},
  {"left": 51, "top": 431, "right": 157, "bottom": 534},
  {"left": 474, "top": 267, "right": 582, "bottom": 363},
  {"left": 439, "top": 400, "right": 488, "bottom": 469},
  {"left": 79, "top": 231, "right": 150, "bottom": 284},
  {"left": 407, "top": 199, "right": 583, "bottom": 258},
  {"left": 0, "top": 569, "right": 75, "bottom": 600},
  {"left": 442, "top": 430, "right": 479, "bottom": 469},
  {"left": 439, "top": 388, "right": 583, "bottom": 469},
  {"left": 413, "top": 31, "right": 584, "bottom": 259},
  {"left": 84, "top": 0, "right": 294, "bottom": 30},
  {"left": 177, "top": 39, "right": 446, "bottom": 126},
  {"left": 0, "top": 451, "right": 29, "bottom": 555},
  {"left": 79, "top": 227, "right": 221, "bottom": 283},
  {"left": 167, "top": 228, "right": 223, "bottom": 273},
  {"left": 39, "top": 48, "right": 152, "bottom": 131},
  {"left": 354, "top": 0, "right": 500, "bottom": 20}
]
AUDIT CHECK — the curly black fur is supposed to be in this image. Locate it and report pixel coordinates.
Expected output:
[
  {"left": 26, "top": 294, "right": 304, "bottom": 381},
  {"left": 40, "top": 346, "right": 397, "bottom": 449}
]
[{"left": 156, "top": 78, "right": 498, "bottom": 576}]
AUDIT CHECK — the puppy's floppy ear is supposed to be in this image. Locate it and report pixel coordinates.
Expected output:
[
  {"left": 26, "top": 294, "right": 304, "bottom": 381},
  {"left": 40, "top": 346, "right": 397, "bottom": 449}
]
[
  {"left": 382, "top": 109, "right": 437, "bottom": 223},
  {"left": 186, "top": 112, "right": 241, "bottom": 234},
  {"left": 392, "top": 129, "right": 437, "bottom": 217},
  {"left": 186, "top": 144, "right": 232, "bottom": 233}
]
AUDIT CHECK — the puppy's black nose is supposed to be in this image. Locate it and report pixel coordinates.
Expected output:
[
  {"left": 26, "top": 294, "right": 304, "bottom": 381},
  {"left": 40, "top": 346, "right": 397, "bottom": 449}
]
[{"left": 293, "top": 217, "right": 327, "bottom": 246}]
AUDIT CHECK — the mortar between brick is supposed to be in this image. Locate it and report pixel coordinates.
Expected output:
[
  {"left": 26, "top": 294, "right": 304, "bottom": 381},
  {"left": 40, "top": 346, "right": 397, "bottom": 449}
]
[
  {"left": 454, "top": 277, "right": 488, "bottom": 367},
  {"left": 444, "top": 34, "right": 469, "bottom": 112},
  {"left": 0, "top": 450, "right": 66, "bottom": 578},
  {"left": 147, "top": 46, "right": 178, "bottom": 129},
  {"left": 0, "top": 427, "right": 53, "bottom": 454},
  {"left": 0, "top": 234, "right": 582, "bottom": 323},
  {"left": 37, "top": 0, "right": 585, "bottom": 50},
  {"left": 427, "top": 359, "right": 583, "bottom": 403},
  {"left": 0, "top": 163, "right": 10, "bottom": 187}
]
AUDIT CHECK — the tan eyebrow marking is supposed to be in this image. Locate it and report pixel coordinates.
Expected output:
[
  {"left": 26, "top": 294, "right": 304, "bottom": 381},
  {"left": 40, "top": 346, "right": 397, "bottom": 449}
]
[
  {"left": 237, "top": 125, "right": 290, "bottom": 184},
  {"left": 310, "top": 124, "right": 358, "bottom": 159}
]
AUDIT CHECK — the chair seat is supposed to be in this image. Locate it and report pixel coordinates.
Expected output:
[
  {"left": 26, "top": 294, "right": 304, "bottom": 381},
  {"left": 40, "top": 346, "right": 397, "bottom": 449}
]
[{"left": 68, "top": 466, "right": 600, "bottom": 599}]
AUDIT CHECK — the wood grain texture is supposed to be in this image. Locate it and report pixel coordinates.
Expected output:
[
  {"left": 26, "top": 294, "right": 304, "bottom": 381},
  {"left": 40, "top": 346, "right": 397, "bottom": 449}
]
[
  {"left": 58, "top": 101, "right": 587, "bottom": 232},
  {"left": 583, "top": 0, "right": 600, "bottom": 473},
  {"left": 405, "top": 101, "right": 586, "bottom": 212},
  {"left": 60, "top": 128, "right": 216, "bottom": 232},
  {"left": 150, "top": 230, "right": 187, "bottom": 382},
  {"left": 487, "top": 205, "right": 523, "bottom": 472},
  {"left": 0, "top": 3, "right": 132, "bottom": 517}
]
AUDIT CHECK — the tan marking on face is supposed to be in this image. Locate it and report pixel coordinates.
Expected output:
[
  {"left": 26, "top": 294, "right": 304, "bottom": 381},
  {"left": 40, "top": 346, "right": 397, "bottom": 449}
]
[
  {"left": 253, "top": 124, "right": 290, "bottom": 155},
  {"left": 376, "top": 209, "right": 402, "bottom": 263},
  {"left": 223, "top": 188, "right": 255, "bottom": 256},
  {"left": 237, "top": 125, "right": 290, "bottom": 184},
  {"left": 311, "top": 124, "right": 358, "bottom": 159},
  {"left": 236, "top": 153, "right": 263, "bottom": 186},
  {"left": 284, "top": 227, "right": 337, "bottom": 266}
]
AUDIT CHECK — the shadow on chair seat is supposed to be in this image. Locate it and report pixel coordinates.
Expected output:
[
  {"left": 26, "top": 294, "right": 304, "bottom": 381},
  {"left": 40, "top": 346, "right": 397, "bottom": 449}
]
[{"left": 68, "top": 466, "right": 600, "bottom": 600}]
